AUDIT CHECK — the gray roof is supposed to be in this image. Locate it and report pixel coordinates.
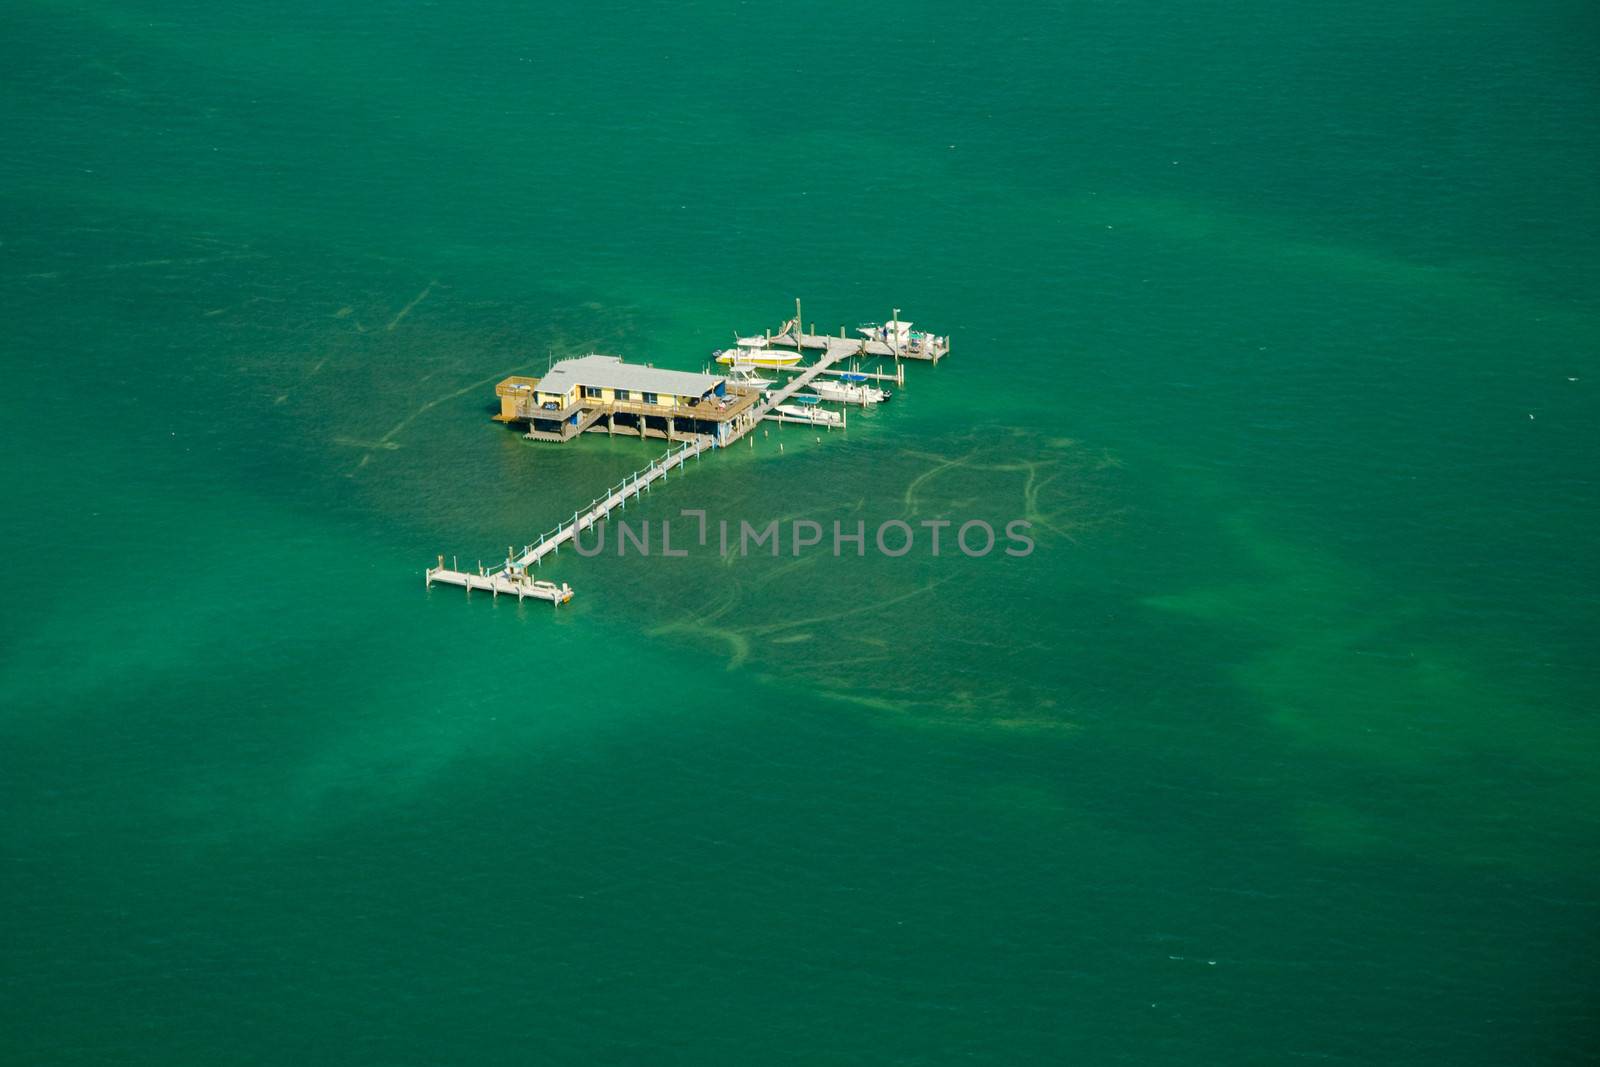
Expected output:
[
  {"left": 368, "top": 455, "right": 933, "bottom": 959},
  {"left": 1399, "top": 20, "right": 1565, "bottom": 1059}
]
[{"left": 539, "top": 354, "right": 723, "bottom": 397}]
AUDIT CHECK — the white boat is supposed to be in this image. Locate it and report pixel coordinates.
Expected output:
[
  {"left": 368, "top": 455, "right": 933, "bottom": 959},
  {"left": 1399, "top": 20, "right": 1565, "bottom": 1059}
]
[
  {"left": 725, "top": 364, "right": 777, "bottom": 390},
  {"left": 857, "top": 314, "right": 947, "bottom": 357},
  {"left": 715, "top": 339, "right": 803, "bottom": 368},
  {"left": 528, "top": 580, "right": 574, "bottom": 603},
  {"left": 773, "top": 399, "right": 844, "bottom": 426},
  {"left": 809, "top": 373, "right": 892, "bottom": 405}
]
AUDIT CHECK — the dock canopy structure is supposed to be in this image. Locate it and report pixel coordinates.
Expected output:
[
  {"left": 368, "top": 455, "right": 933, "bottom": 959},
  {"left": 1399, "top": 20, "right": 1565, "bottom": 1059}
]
[{"left": 496, "top": 354, "right": 756, "bottom": 443}]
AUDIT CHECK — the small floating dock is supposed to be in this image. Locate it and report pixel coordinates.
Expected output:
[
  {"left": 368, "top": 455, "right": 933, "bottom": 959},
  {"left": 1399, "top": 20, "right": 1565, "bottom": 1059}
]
[
  {"left": 425, "top": 562, "right": 573, "bottom": 603},
  {"left": 428, "top": 303, "right": 949, "bottom": 605}
]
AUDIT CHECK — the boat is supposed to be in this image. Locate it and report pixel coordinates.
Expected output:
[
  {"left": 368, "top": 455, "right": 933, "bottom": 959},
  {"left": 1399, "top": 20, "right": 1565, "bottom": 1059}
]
[
  {"left": 809, "top": 372, "right": 892, "bottom": 405},
  {"left": 773, "top": 397, "right": 844, "bottom": 426},
  {"left": 724, "top": 364, "right": 777, "bottom": 390},
  {"left": 528, "top": 580, "right": 574, "bottom": 603},
  {"left": 715, "top": 338, "right": 803, "bottom": 368},
  {"left": 857, "top": 314, "right": 948, "bottom": 358}
]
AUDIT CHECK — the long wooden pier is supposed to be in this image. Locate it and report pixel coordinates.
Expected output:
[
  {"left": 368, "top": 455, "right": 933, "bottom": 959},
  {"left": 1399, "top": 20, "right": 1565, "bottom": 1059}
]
[{"left": 427, "top": 340, "right": 855, "bottom": 603}]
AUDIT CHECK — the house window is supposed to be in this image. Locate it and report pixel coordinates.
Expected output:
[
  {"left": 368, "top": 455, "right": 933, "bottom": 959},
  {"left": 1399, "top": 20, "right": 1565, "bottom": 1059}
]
[
  {"left": 642, "top": 391, "right": 658, "bottom": 405},
  {"left": 581, "top": 385, "right": 600, "bottom": 399},
  {"left": 615, "top": 388, "right": 631, "bottom": 401}
]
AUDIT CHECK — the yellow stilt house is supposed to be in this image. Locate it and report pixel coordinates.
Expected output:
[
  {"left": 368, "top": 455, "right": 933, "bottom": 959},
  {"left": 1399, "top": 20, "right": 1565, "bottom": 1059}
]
[{"left": 495, "top": 354, "right": 760, "bottom": 444}]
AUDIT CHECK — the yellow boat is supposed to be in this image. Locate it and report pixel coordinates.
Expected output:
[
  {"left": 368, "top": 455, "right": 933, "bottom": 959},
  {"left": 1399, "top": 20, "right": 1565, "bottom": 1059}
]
[{"left": 715, "top": 339, "right": 803, "bottom": 368}]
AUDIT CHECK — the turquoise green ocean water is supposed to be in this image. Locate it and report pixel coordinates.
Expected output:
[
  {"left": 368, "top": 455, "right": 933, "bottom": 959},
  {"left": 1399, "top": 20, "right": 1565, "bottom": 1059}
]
[{"left": 4, "top": 1, "right": 1598, "bottom": 1062}]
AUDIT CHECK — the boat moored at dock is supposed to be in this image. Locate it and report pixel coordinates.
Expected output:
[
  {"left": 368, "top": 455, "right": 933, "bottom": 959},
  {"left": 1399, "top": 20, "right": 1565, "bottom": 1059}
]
[
  {"left": 808, "top": 372, "right": 892, "bottom": 405},
  {"left": 725, "top": 364, "right": 778, "bottom": 390},
  {"left": 758, "top": 301, "right": 950, "bottom": 363},
  {"left": 772, "top": 397, "right": 845, "bottom": 425},
  {"left": 857, "top": 315, "right": 948, "bottom": 360},
  {"left": 715, "top": 340, "right": 804, "bottom": 367}
]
